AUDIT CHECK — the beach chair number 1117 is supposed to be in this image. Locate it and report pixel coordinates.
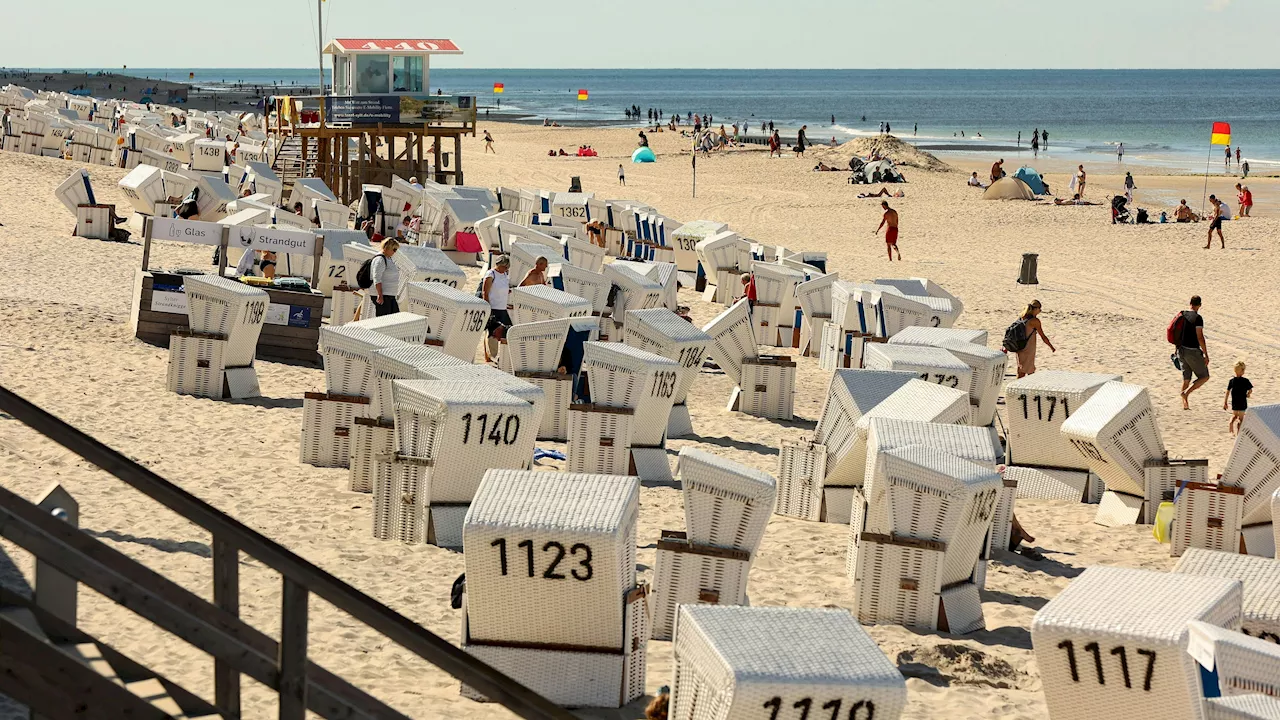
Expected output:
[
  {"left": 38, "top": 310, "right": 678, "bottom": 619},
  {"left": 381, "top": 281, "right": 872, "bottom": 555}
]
[{"left": 1056, "top": 640, "right": 1156, "bottom": 691}]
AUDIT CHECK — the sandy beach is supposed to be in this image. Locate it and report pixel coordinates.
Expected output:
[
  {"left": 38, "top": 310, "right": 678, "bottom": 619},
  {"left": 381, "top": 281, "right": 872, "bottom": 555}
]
[{"left": 1, "top": 119, "right": 1276, "bottom": 719}]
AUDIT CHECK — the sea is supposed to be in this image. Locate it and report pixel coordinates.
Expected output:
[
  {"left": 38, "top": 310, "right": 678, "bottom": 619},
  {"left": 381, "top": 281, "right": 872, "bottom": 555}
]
[{"left": 34, "top": 68, "right": 1280, "bottom": 172}]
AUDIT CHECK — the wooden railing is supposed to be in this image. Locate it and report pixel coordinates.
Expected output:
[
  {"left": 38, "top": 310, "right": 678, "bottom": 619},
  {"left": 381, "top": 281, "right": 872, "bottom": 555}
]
[{"left": 0, "top": 384, "right": 575, "bottom": 720}]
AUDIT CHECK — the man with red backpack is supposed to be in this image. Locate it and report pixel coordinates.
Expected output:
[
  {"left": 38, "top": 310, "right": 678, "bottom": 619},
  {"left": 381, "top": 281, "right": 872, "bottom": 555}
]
[{"left": 1170, "top": 295, "right": 1210, "bottom": 409}]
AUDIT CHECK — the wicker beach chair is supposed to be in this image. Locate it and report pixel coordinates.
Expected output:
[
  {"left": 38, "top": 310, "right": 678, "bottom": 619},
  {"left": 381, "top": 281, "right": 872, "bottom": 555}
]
[
  {"left": 749, "top": 263, "right": 806, "bottom": 347},
  {"left": 389, "top": 380, "right": 535, "bottom": 505},
  {"left": 1007, "top": 465, "right": 1101, "bottom": 503},
  {"left": 1172, "top": 482, "right": 1245, "bottom": 557},
  {"left": 554, "top": 263, "right": 611, "bottom": 315},
  {"left": 561, "top": 235, "right": 606, "bottom": 273},
  {"left": 677, "top": 447, "right": 777, "bottom": 552},
  {"left": 499, "top": 318, "right": 570, "bottom": 374},
  {"left": 1207, "top": 695, "right": 1280, "bottom": 720},
  {"left": 1144, "top": 458, "right": 1210, "bottom": 524},
  {"left": 367, "top": 346, "right": 469, "bottom": 421},
  {"left": 345, "top": 311, "right": 431, "bottom": 344},
  {"left": 580, "top": 341, "right": 679, "bottom": 479},
  {"left": 319, "top": 326, "right": 414, "bottom": 397},
  {"left": 732, "top": 355, "right": 799, "bottom": 421},
  {"left": 776, "top": 439, "right": 829, "bottom": 521},
  {"left": 694, "top": 230, "right": 741, "bottom": 276},
  {"left": 612, "top": 260, "right": 679, "bottom": 312},
  {"left": 872, "top": 290, "right": 934, "bottom": 338},
  {"left": 462, "top": 469, "right": 640, "bottom": 648},
  {"left": 603, "top": 262, "right": 664, "bottom": 334},
  {"left": 300, "top": 391, "right": 370, "bottom": 468},
  {"left": 874, "top": 276, "right": 965, "bottom": 327},
  {"left": 701, "top": 299, "right": 759, "bottom": 387},
  {"left": 813, "top": 370, "right": 917, "bottom": 506},
  {"left": 1060, "top": 382, "right": 1165, "bottom": 523},
  {"left": 623, "top": 308, "right": 712, "bottom": 438},
  {"left": 670, "top": 220, "right": 729, "bottom": 273},
  {"left": 117, "top": 164, "right": 167, "bottom": 215},
  {"left": 670, "top": 606, "right": 907, "bottom": 720},
  {"left": 1005, "top": 370, "right": 1123, "bottom": 469},
  {"left": 795, "top": 272, "right": 839, "bottom": 357},
  {"left": 937, "top": 339, "right": 1007, "bottom": 427},
  {"left": 887, "top": 325, "right": 988, "bottom": 348},
  {"left": 166, "top": 332, "right": 229, "bottom": 399},
  {"left": 566, "top": 404, "right": 634, "bottom": 475},
  {"left": 1032, "top": 566, "right": 1243, "bottom": 720},
  {"left": 862, "top": 344, "right": 974, "bottom": 403},
  {"left": 650, "top": 530, "right": 752, "bottom": 641},
  {"left": 182, "top": 274, "right": 269, "bottom": 369},
  {"left": 1221, "top": 405, "right": 1280, "bottom": 527},
  {"left": 414, "top": 365, "right": 546, "bottom": 438},
  {"left": 508, "top": 284, "right": 592, "bottom": 326},
  {"left": 398, "top": 281, "right": 490, "bottom": 361},
  {"left": 1175, "top": 550, "right": 1280, "bottom": 644},
  {"left": 1186, "top": 620, "right": 1280, "bottom": 700}
]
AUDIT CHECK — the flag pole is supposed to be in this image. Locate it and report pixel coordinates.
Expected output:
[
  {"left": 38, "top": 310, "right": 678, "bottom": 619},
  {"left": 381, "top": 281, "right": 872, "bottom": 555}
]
[{"left": 1201, "top": 140, "right": 1213, "bottom": 218}]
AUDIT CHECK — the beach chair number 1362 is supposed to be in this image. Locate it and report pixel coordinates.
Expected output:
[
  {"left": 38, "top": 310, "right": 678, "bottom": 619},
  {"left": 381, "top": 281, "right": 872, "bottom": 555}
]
[
  {"left": 1056, "top": 640, "right": 1156, "bottom": 691},
  {"left": 489, "top": 538, "right": 593, "bottom": 581},
  {"left": 763, "top": 696, "right": 875, "bottom": 719}
]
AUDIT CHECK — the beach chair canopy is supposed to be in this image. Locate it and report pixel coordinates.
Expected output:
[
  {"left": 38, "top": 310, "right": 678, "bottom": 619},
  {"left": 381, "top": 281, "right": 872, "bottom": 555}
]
[
  {"left": 982, "top": 177, "right": 1036, "bottom": 201},
  {"left": 1013, "top": 166, "right": 1047, "bottom": 195}
]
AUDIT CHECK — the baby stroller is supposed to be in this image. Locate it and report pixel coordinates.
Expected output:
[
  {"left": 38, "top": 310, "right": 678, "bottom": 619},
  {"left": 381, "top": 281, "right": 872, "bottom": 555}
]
[
  {"left": 848, "top": 157, "right": 868, "bottom": 184},
  {"left": 1111, "top": 195, "right": 1131, "bottom": 224}
]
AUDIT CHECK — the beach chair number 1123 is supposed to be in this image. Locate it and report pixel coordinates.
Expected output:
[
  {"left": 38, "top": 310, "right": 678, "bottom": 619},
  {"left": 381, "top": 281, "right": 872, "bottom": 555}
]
[{"left": 489, "top": 538, "right": 593, "bottom": 581}]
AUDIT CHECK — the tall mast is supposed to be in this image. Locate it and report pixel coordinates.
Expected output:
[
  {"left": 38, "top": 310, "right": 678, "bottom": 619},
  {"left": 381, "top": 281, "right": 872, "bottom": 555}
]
[{"left": 317, "top": 0, "right": 325, "bottom": 94}]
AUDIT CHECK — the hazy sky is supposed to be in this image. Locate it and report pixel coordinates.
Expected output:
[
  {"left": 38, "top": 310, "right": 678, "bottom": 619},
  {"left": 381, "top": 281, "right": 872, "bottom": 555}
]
[{"left": 4, "top": 0, "right": 1277, "bottom": 69}]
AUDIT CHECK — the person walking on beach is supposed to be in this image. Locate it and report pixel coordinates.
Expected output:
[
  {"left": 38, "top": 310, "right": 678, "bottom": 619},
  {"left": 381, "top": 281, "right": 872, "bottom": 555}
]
[
  {"left": 483, "top": 130, "right": 495, "bottom": 153},
  {"left": 795, "top": 125, "right": 808, "bottom": 157},
  {"left": 768, "top": 130, "right": 780, "bottom": 158},
  {"left": 913, "top": 122, "right": 917, "bottom": 136},
  {"left": 370, "top": 239, "right": 401, "bottom": 317},
  {"left": 482, "top": 257, "right": 513, "bottom": 362},
  {"left": 1031, "top": 130, "right": 1039, "bottom": 157},
  {"left": 1225, "top": 145, "right": 1232, "bottom": 170},
  {"left": 875, "top": 201, "right": 902, "bottom": 261},
  {"left": 1236, "top": 183, "right": 1252, "bottom": 217},
  {"left": 1124, "top": 172, "right": 1136, "bottom": 201},
  {"left": 1224, "top": 360, "right": 1253, "bottom": 436},
  {"left": 1117, "top": 142, "right": 1124, "bottom": 162},
  {"left": 618, "top": 163, "right": 626, "bottom": 186},
  {"left": 1041, "top": 129, "right": 1048, "bottom": 149},
  {"left": 1174, "top": 295, "right": 1210, "bottom": 409},
  {"left": 1206, "top": 195, "right": 1226, "bottom": 248},
  {"left": 1236, "top": 147, "right": 1242, "bottom": 166},
  {"left": 1003, "top": 301, "right": 1056, "bottom": 378},
  {"left": 1242, "top": 160, "right": 1250, "bottom": 178},
  {"left": 1072, "top": 165, "right": 1087, "bottom": 197}
]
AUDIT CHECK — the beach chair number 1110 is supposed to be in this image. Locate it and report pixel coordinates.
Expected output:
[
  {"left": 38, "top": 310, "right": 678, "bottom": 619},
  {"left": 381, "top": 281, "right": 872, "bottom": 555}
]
[{"left": 763, "top": 696, "right": 876, "bottom": 720}]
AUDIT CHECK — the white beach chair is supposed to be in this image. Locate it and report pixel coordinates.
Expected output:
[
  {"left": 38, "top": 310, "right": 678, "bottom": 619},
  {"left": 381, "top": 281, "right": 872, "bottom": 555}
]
[
  {"left": 1175, "top": 550, "right": 1280, "bottom": 644},
  {"left": 602, "top": 262, "right": 664, "bottom": 335},
  {"left": 319, "top": 326, "right": 414, "bottom": 398},
  {"left": 1059, "top": 382, "right": 1165, "bottom": 523},
  {"left": 300, "top": 391, "right": 371, "bottom": 468},
  {"left": 849, "top": 447, "right": 999, "bottom": 634},
  {"left": 508, "top": 285, "right": 592, "bottom": 326},
  {"left": 1032, "top": 566, "right": 1243, "bottom": 720},
  {"left": 393, "top": 245, "right": 468, "bottom": 291},
  {"left": 287, "top": 177, "right": 337, "bottom": 211},
  {"left": 613, "top": 259, "right": 679, "bottom": 312},
  {"left": 499, "top": 318, "right": 570, "bottom": 374},
  {"left": 678, "top": 447, "right": 777, "bottom": 552},
  {"left": 349, "top": 415, "right": 395, "bottom": 494},
  {"left": 670, "top": 220, "right": 729, "bottom": 273},
  {"left": 726, "top": 355, "right": 797, "bottom": 421},
  {"left": 1221, "top": 405, "right": 1280, "bottom": 527},
  {"left": 561, "top": 235, "right": 606, "bottom": 273},
  {"left": 1207, "top": 695, "right": 1280, "bottom": 720},
  {"left": 1144, "top": 458, "right": 1210, "bottom": 524},
  {"left": 462, "top": 469, "right": 640, "bottom": 647},
  {"left": 312, "top": 198, "right": 350, "bottom": 229},
  {"left": 1007, "top": 465, "right": 1101, "bottom": 503},
  {"left": 935, "top": 339, "right": 1008, "bottom": 427},
  {"left": 181, "top": 274, "right": 268, "bottom": 369},
  {"left": 650, "top": 531, "right": 752, "bottom": 641},
  {"left": 117, "top": 164, "right": 167, "bottom": 216},
  {"left": 166, "top": 331, "right": 230, "bottom": 400},
  {"left": 862, "top": 343, "right": 973, "bottom": 398},
  {"left": 191, "top": 174, "right": 237, "bottom": 222},
  {"left": 190, "top": 139, "right": 226, "bottom": 172},
  {"left": 813, "top": 370, "right": 917, "bottom": 507},
  {"left": 887, "top": 325, "right": 988, "bottom": 348},
  {"left": 554, "top": 263, "right": 611, "bottom": 315},
  {"left": 776, "top": 439, "right": 829, "bottom": 522},
  {"left": 795, "top": 272, "right": 839, "bottom": 357},
  {"left": 368, "top": 345, "right": 470, "bottom": 423},
  {"left": 695, "top": 231, "right": 743, "bottom": 302},
  {"left": 1005, "top": 370, "right": 1124, "bottom": 469},
  {"left": 346, "top": 311, "right": 431, "bottom": 344},
  {"left": 1186, "top": 620, "right": 1280, "bottom": 701},
  {"left": 580, "top": 341, "right": 680, "bottom": 479},
  {"left": 874, "top": 277, "right": 964, "bottom": 328},
  {"left": 399, "top": 282, "right": 490, "bottom": 361},
  {"left": 622, "top": 308, "right": 711, "bottom": 437},
  {"left": 566, "top": 404, "right": 635, "bottom": 475},
  {"left": 700, "top": 299, "right": 758, "bottom": 388},
  {"left": 670, "top": 606, "right": 907, "bottom": 720},
  {"left": 54, "top": 168, "right": 95, "bottom": 216},
  {"left": 1172, "top": 482, "right": 1245, "bottom": 557}
]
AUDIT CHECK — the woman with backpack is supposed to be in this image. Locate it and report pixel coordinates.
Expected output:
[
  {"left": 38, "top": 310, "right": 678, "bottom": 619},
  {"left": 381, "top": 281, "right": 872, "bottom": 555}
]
[
  {"left": 1005, "top": 300, "right": 1056, "bottom": 378},
  {"left": 369, "top": 239, "right": 401, "bottom": 317}
]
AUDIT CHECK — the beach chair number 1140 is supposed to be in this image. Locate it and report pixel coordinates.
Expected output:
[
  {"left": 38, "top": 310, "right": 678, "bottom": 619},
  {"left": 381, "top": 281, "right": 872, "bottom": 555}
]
[
  {"left": 460, "top": 413, "right": 522, "bottom": 445},
  {"left": 763, "top": 696, "right": 876, "bottom": 720},
  {"left": 1056, "top": 640, "right": 1156, "bottom": 691},
  {"left": 489, "top": 538, "right": 593, "bottom": 580}
]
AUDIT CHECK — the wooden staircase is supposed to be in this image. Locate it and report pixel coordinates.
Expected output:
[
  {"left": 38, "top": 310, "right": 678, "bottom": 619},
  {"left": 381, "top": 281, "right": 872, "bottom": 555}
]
[
  {"left": 0, "top": 384, "right": 574, "bottom": 720},
  {"left": 271, "top": 134, "right": 313, "bottom": 200}
]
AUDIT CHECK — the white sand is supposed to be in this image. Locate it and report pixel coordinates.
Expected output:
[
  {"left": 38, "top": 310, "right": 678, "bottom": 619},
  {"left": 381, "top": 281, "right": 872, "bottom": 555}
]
[{"left": 0, "top": 122, "right": 1275, "bottom": 718}]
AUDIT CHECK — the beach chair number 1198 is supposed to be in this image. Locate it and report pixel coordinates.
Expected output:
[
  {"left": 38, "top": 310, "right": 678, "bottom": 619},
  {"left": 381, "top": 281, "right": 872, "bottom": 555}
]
[{"left": 1056, "top": 640, "right": 1156, "bottom": 691}]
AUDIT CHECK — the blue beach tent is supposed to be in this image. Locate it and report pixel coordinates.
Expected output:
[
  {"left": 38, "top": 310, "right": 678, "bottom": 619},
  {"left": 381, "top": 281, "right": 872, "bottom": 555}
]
[
  {"left": 1014, "top": 167, "right": 1046, "bottom": 195},
  {"left": 632, "top": 147, "right": 656, "bottom": 163}
]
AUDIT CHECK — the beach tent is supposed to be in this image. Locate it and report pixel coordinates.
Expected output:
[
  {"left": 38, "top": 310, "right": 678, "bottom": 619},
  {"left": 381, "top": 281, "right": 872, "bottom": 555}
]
[
  {"left": 632, "top": 146, "right": 656, "bottom": 163},
  {"left": 982, "top": 177, "right": 1036, "bottom": 201},
  {"left": 861, "top": 160, "right": 904, "bottom": 183},
  {"left": 1013, "top": 167, "right": 1046, "bottom": 195}
]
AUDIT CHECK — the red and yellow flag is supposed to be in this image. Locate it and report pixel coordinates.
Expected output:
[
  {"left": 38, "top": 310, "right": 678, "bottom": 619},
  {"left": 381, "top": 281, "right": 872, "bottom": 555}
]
[
  {"left": 1211, "top": 122, "right": 1231, "bottom": 146},
  {"left": 493, "top": 83, "right": 504, "bottom": 93},
  {"left": 577, "top": 89, "right": 589, "bottom": 101}
]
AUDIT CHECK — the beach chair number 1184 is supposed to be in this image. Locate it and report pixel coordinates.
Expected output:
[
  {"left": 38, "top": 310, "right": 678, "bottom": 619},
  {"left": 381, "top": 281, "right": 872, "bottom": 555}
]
[{"left": 1056, "top": 640, "right": 1156, "bottom": 691}]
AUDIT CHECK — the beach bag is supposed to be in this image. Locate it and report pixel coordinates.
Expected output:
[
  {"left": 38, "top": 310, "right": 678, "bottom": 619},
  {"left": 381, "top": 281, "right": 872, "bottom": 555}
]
[
  {"left": 1166, "top": 312, "right": 1187, "bottom": 344},
  {"left": 1002, "top": 318, "right": 1030, "bottom": 353},
  {"left": 355, "top": 255, "right": 380, "bottom": 290}
]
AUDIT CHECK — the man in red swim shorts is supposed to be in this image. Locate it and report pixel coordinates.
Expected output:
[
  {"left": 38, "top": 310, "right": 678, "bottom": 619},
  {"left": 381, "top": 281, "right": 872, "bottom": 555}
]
[{"left": 876, "top": 200, "right": 901, "bottom": 261}]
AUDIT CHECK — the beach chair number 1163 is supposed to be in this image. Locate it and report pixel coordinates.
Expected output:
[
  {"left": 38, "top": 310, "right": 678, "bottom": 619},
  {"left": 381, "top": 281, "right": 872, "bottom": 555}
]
[
  {"left": 763, "top": 696, "right": 875, "bottom": 720},
  {"left": 1056, "top": 640, "right": 1156, "bottom": 691},
  {"left": 489, "top": 538, "right": 593, "bottom": 581}
]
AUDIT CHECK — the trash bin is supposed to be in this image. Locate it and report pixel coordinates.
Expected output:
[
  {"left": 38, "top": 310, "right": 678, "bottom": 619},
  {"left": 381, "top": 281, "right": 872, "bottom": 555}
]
[{"left": 1018, "top": 253, "right": 1039, "bottom": 285}]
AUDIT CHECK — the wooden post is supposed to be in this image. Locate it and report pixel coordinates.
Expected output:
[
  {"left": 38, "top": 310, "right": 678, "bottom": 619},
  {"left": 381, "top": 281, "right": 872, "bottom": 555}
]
[
  {"left": 277, "top": 578, "right": 309, "bottom": 720},
  {"left": 454, "top": 133, "right": 463, "bottom": 186},
  {"left": 300, "top": 135, "right": 308, "bottom": 177},
  {"left": 140, "top": 216, "right": 153, "bottom": 271},
  {"left": 341, "top": 135, "right": 350, "bottom": 204},
  {"left": 33, "top": 483, "right": 77, "bottom": 626},
  {"left": 212, "top": 536, "right": 241, "bottom": 716},
  {"left": 311, "top": 234, "right": 324, "bottom": 288},
  {"left": 432, "top": 136, "right": 442, "bottom": 184},
  {"left": 217, "top": 226, "right": 229, "bottom": 277},
  {"left": 358, "top": 134, "right": 366, "bottom": 201}
]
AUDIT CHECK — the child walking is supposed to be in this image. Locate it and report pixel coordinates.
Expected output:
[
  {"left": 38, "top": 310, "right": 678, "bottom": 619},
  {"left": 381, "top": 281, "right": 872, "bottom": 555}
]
[
  {"left": 1224, "top": 360, "right": 1253, "bottom": 436},
  {"left": 618, "top": 164, "right": 626, "bottom": 186}
]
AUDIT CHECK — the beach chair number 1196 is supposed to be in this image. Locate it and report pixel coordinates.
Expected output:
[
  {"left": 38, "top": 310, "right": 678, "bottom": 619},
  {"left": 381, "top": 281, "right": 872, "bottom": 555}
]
[{"left": 1056, "top": 640, "right": 1156, "bottom": 691}]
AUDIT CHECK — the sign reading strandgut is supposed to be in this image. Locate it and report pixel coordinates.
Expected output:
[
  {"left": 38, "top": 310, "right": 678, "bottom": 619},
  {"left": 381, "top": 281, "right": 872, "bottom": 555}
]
[
  {"left": 251, "top": 226, "right": 319, "bottom": 255},
  {"left": 151, "top": 216, "right": 223, "bottom": 246}
]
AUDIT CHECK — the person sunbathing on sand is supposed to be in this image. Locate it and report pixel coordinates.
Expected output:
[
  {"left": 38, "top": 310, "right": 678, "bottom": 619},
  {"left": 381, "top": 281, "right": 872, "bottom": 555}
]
[
  {"left": 1054, "top": 194, "right": 1097, "bottom": 206},
  {"left": 858, "top": 187, "right": 904, "bottom": 198}
]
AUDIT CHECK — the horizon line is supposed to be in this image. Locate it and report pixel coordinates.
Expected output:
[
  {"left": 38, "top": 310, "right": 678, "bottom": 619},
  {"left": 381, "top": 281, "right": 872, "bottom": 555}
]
[{"left": 11, "top": 66, "right": 1280, "bottom": 72}]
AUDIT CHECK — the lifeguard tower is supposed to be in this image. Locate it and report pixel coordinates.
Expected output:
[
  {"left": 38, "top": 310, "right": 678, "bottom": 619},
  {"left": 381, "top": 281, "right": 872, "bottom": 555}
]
[{"left": 268, "top": 38, "right": 476, "bottom": 204}]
